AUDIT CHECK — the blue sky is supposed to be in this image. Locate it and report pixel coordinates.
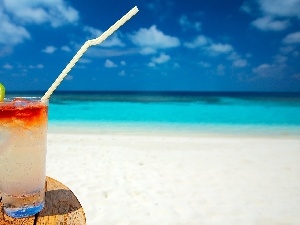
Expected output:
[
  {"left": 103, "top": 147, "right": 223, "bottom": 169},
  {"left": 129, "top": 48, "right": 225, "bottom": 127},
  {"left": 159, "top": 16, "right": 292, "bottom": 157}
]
[{"left": 0, "top": 0, "right": 300, "bottom": 92}]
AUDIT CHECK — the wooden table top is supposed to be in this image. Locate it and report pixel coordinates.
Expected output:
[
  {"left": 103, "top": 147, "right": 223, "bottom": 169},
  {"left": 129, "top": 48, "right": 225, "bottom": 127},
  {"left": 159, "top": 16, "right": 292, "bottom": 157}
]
[{"left": 0, "top": 177, "right": 86, "bottom": 225}]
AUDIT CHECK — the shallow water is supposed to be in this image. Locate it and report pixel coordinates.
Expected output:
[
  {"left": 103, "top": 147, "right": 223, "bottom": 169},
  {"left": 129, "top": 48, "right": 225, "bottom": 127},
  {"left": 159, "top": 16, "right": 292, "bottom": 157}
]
[{"left": 7, "top": 91, "right": 300, "bottom": 135}]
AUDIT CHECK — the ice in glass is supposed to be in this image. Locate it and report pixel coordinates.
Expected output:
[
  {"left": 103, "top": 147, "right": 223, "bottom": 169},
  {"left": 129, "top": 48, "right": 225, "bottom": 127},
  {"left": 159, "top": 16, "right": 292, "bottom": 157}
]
[{"left": 0, "top": 97, "right": 48, "bottom": 218}]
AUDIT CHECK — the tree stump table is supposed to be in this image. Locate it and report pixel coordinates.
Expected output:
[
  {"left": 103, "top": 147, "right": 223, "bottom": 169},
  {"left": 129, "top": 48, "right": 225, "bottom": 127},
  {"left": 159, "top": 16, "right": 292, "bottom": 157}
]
[{"left": 0, "top": 177, "right": 86, "bottom": 225}]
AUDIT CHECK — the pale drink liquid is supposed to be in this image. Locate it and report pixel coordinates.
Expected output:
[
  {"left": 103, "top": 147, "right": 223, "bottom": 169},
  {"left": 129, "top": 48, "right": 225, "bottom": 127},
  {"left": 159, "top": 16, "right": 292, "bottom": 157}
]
[{"left": 0, "top": 97, "right": 48, "bottom": 218}]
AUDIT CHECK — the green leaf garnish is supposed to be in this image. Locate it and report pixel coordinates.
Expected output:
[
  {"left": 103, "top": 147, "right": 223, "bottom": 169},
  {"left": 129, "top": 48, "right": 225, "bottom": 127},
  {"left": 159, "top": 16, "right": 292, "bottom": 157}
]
[{"left": 0, "top": 83, "right": 5, "bottom": 101}]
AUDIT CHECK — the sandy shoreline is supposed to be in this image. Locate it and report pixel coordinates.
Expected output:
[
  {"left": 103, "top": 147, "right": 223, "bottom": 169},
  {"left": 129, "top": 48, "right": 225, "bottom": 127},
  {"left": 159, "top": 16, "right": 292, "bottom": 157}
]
[
  {"left": 49, "top": 122, "right": 300, "bottom": 138},
  {"left": 46, "top": 129, "right": 300, "bottom": 225}
]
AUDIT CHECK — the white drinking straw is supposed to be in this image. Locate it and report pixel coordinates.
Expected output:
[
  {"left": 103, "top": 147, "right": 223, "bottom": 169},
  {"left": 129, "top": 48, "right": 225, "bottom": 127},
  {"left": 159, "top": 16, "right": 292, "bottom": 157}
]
[{"left": 41, "top": 6, "right": 139, "bottom": 100}]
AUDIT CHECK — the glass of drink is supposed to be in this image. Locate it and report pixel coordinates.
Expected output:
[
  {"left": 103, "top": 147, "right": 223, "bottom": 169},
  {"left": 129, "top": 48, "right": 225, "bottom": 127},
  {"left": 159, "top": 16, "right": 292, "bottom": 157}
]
[{"left": 0, "top": 97, "right": 48, "bottom": 218}]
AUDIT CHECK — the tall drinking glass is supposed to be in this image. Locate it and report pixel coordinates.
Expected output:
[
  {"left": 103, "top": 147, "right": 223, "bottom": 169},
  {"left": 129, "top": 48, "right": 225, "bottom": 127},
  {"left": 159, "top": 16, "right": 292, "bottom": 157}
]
[{"left": 0, "top": 97, "right": 48, "bottom": 218}]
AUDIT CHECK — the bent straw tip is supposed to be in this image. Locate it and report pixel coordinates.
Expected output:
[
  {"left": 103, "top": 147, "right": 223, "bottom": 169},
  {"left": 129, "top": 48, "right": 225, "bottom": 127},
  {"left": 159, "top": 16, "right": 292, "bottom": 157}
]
[{"left": 42, "top": 6, "right": 139, "bottom": 100}]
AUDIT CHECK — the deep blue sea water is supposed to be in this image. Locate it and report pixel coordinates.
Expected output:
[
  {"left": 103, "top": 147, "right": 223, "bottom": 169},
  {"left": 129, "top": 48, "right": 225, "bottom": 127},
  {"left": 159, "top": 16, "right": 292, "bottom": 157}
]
[{"left": 7, "top": 91, "right": 300, "bottom": 135}]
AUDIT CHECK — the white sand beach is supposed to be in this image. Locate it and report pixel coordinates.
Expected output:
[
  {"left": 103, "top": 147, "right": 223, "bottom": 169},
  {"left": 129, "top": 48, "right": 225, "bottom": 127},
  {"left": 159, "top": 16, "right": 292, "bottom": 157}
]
[{"left": 46, "top": 129, "right": 300, "bottom": 225}]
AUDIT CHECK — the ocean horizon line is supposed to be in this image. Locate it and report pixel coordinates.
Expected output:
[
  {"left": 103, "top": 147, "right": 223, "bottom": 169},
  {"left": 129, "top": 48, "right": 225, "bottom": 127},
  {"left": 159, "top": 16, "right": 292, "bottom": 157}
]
[{"left": 6, "top": 90, "right": 300, "bottom": 97}]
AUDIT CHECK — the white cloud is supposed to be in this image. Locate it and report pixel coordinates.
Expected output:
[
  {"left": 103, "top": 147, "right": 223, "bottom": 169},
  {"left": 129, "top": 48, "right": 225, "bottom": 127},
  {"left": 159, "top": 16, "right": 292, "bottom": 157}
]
[
  {"left": 282, "top": 32, "right": 300, "bottom": 44},
  {"left": 173, "top": 62, "right": 180, "bottom": 68},
  {"left": 184, "top": 35, "right": 210, "bottom": 48},
  {"left": 0, "top": 9, "right": 30, "bottom": 45},
  {"left": 243, "top": 0, "right": 300, "bottom": 31},
  {"left": 148, "top": 62, "right": 156, "bottom": 67},
  {"left": 242, "top": 0, "right": 300, "bottom": 19},
  {"left": 274, "top": 55, "right": 288, "bottom": 64},
  {"left": 240, "top": 2, "right": 253, "bottom": 14},
  {"left": 208, "top": 43, "right": 233, "bottom": 55},
  {"left": 148, "top": 53, "right": 170, "bottom": 67},
  {"left": 29, "top": 64, "right": 44, "bottom": 69},
  {"left": 78, "top": 58, "right": 91, "bottom": 64},
  {"left": 279, "top": 45, "right": 299, "bottom": 57},
  {"left": 280, "top": 45, "right": 295, "bottom": 54},
  {"left": 119, "top": 70, "right": 126, "bottom": 76},
  {"left": 258, "top": 0, "right": 300, "bottom": 19},
  {"left": 3, "top": 63, "right": 13, "bottom": 69},
  {"left": 84, "top": 26, "right": 102, "bottom": 38},
  {"left": 61, "top": 46, "right": 71, "bottom": 52},
  {"left": 65, "top": 75, "right": 73, "bottom": 80},
  {"left": 3, "top": 0, "right": 79, "bottom": 27},
  {"left": 42, "top": 46, "right": 56, "bottom": 54},
  {"left": 139, "top": 47, "right": 157, "bottom": 55},
  {"left": 251, "top": 16, "right": 290, "bottom": 31},
  {"left": 227, "top": 52, "right": 248, "bottom": 68},
  {"left": 185, "top": 35, "right": 234, "bottom": 56},
  {"left": 84, "top": 26, "right": 125, "bottom": 47},
  {"left": 178, "top": 15, "right": 201, "bottom": 31},
  {"left": 104, "top": 59, "right": 117, "bottom": 68},
  {"left": 120, "top": 61, "right": 126, "bottom": 66},
  {"left": 130, "top": 25, "right": 180, "bottom": 54},
  {"left": 227, "top": 52, "right": 241, "bottom": 61},
  {"left": 253, "top": 64, "right": 272, "bottom": 77},
  {"left": 102, "top": 35, "right": 125, "bottom": 47},
  {"left": 198, "top": 61, "right": 211, "bottom": 67},
  {"left": 252, "top": 63, "right": 282, "bottom": 77},
  {"left": 151, "top": 53, "right": 170, "bottom": 64},
  {"left": 37, "top": 64, "right": 44, "bottom": 69},
  {"left": 252, "top": 51, "right": 289, "bottom": 78},
  {"left": 233, "top": 59, "right": 248, "bottom": 68}
]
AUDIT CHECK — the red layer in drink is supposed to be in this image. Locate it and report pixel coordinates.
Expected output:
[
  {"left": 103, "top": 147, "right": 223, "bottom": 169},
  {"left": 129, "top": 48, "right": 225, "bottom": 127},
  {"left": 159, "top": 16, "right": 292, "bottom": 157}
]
[{"left": 0, "top": 99, "right": 48, "bottom": 127}]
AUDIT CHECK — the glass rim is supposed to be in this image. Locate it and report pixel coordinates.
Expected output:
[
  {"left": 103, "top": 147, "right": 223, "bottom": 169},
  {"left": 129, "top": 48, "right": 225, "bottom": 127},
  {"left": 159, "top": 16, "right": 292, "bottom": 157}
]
[{"left": 1, "top": 97, "right": 48, "bottom": 103}]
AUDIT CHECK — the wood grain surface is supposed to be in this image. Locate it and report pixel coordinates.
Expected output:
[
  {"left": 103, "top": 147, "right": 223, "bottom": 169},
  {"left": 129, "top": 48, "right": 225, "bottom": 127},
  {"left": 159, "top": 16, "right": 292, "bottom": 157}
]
[{"left": 0, "top": 177, "right": 86, "bottom": 225}]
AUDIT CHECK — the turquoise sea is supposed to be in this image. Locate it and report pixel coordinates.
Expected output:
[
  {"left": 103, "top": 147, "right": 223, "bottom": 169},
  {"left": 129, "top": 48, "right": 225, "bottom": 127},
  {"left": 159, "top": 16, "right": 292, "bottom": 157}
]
[{"left": 7, "top": 91, "right": 300, "bottom": 136}]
